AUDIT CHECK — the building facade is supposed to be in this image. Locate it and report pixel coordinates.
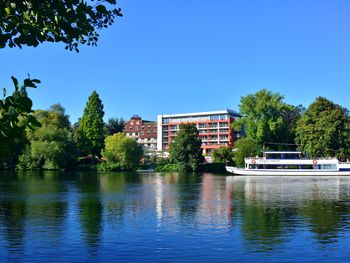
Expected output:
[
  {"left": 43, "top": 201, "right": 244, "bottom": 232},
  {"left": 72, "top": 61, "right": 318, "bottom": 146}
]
[
  {"left": 124, "top": 115, "right": 157, "bottom": 151},
  {"left": 157, "top": 109, "right": 240, "bottom": 154}
]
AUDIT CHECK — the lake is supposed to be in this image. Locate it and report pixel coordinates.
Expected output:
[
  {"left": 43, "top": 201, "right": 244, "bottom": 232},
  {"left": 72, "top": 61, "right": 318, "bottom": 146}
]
[{"left": 1, "top": 171, "right": 350, "bottom": 262}]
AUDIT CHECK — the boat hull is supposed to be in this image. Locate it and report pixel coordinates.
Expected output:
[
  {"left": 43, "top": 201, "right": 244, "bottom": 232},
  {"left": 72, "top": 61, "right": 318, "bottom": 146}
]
[{"left": 225, "top": 166, "right": 350, "bottom": 176}]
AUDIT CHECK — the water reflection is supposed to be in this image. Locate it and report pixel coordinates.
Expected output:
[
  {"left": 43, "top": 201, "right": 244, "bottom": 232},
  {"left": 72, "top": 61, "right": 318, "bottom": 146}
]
[
  {"left": 76, "top": 173, "right": 103, "bottom": 251},
  {"left": 1, "top": 172, "right": 350, "bottom": 262},
  {"left": 228, "top": 176, "right": 350, "bottom": 249}
]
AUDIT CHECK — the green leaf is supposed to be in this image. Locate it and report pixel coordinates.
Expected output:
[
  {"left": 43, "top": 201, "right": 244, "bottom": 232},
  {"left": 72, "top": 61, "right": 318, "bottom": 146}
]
[
  {"left": 96, "top": 5, "right": 107, "bottom": 13},
  {"left": 11, "top": 76, "right": 19, "bottom": 91},
  {"left": 24, "top": 78, "right": 38, "bottom": 88},
  {"left": 5, "top": 7, "right": 11, "bottom": 16}
]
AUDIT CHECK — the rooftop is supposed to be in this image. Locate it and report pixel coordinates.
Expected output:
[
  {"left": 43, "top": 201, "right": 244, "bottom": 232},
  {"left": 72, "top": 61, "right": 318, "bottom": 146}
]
[{"left": 158, "top": 109, "right": 240, "bottom": 118}]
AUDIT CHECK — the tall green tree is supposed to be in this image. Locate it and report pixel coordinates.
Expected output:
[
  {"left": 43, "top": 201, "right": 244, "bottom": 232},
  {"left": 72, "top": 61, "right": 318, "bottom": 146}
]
[
  {"left": 0, "top": 77, "right": 40, "bottom": 168},
  {"left": 18, "top": 104, "right": 77, "bottom": 170},
  {"left": 169, "top": 124, "right": 204, "bottom": 171},
  {"left": 295, "top": 97, "right": 350, "bottom": 159},
  {"left": 102, "top": 133, "right": 143, "bottom": 170},
  {"left": 104, "top": 117, "right": 125, "bottom": 136},
  {"left": 76, "top": 91, "right": 105, "bottom": 157},
  {"left": 0, "top": 0, "right": 122, "bottom": 51},
  {"left": 233, "top": 89, "right": 300, "bottom": 149}
]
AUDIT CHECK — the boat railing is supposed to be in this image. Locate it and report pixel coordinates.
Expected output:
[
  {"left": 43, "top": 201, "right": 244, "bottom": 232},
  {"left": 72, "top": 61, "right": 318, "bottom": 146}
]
[{"left": 244, "top": 156, "right": 338, "bottom": 161}]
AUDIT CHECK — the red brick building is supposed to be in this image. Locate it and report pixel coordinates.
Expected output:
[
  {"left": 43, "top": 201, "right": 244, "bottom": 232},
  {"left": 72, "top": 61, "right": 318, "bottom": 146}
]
[{"left": 124, "top": 115, "right": 157, "bottom": 151}]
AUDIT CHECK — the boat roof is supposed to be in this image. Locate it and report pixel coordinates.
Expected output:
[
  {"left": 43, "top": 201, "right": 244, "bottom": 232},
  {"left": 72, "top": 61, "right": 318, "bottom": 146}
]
[{"left": 263, "top": 151, "right": 302, "bottom": 154}]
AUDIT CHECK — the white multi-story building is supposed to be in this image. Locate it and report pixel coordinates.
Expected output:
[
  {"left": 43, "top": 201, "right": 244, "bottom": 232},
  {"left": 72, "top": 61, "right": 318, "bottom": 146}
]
[{"left": 157, "top": 109, "right": 240, "bottom": 154}]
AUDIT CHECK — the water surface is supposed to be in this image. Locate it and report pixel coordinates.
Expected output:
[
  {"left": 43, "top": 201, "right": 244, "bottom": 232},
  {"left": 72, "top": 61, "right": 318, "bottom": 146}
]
[{"left": 1, "top": 171, "right": 350, "bottom": 262}]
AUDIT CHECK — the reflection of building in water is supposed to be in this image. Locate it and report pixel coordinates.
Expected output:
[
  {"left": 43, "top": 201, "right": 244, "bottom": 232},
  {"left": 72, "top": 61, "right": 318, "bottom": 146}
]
[
  {"left": 226, "top": 176, "right": 350, "bottom": 205},
  {"left": 136, "top": 174, "right": 236, "bottom": 226},
  {"left": 139, "top": 173, "right": 179, "bottom": 223},
  {"left": 198, "top": 173, "right": 235, "bottom": 224}
]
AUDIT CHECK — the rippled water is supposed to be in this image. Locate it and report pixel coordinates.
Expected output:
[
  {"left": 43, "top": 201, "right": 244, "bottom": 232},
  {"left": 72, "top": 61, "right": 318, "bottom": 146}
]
[{"left": 1, "top": 171, "right": 350, "bottom": 262}]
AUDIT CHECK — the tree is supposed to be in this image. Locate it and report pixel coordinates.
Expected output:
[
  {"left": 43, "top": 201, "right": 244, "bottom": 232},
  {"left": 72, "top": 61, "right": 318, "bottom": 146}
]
[
  {"left": 76, "top": 91, "right": 105, "bottom": 157},
  {"left": 233, "top": 89, "right": 299, "bottom": 149},
  {"left": 169, "top": 124, "right": 204, "bottom": 171},
  {"left": 0, "top": 76, "right": 40, "bottom": 168},
  {"left": 102, "top": 133, "right": 143, "bottom": 170},
  {"left": 104, "top": 117, "right": 125, "bottom": 136},
  {"left": 295, "top": 97, "right": 350, "bottom": 159},
  {"left": 1, "top": 0, "right": 122, "bottom": 168},
  {"left": 18, "top": 104, "right": 77, "bottom": 170},
  {"left": 234, "top": 137, "right": 261, "bottom": 167},
  {"left": 0, "top": 0, "right": 122, "bottom": 52},
  {"left": 212, "top": 147, "right": 234, "bottom": 163}
]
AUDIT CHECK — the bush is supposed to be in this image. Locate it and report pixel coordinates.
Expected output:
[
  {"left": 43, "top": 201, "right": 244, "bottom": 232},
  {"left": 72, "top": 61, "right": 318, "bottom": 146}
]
[
  {"left": 155, "top": 163, "right": 178, "bottom": 172},
  {"left": 97, "top": 162, "right": 124, "bottom": 172}
]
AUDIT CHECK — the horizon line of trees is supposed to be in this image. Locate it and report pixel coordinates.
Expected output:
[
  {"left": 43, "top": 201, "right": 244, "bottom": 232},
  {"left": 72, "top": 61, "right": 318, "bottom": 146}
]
[{"left": 2, "top": 86, "right": 350, "bottom": 171}]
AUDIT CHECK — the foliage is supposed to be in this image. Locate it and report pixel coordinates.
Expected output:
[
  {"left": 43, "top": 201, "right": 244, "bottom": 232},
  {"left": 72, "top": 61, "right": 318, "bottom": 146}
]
[
  {"left": 76, "top": 91, "right": 105, "bottom": 157},
  {"left": 104, "top": 117, "right": 125, "bottom": 136},
  {"left": 17, "top": 104, "right": 77, "bottom": 170},
  {"left": 234, "top": 137, "right": 261, "bottom": 167},
  {"left": 97, "top": 161, "right": 124, "bottom": 171},
  {"left": 156, "top": 157, "right": 170, "bottom": 165},
  {"left": 233, "top": 89, "right": 302, "bottom": 149},
  {"left": 0, "top": 0, "right": 122, "bottom": 52},
  {"left": 169, "top": 124, "right": 204, "bottom": 171},
  {"left": 212, "top": 147, "right": 234, "bottom": 163},
  {"left": 0, "top": 76, "right": 40, "bottom": 168},
  {"left": 295, "top": 97, "right": 350, "bottom": 159},
  {"left": 102, "top": 133, "right": 143, "bottom": 170},
  {"left": 154, "top": 163, "right": 178, "bottom": 172}
]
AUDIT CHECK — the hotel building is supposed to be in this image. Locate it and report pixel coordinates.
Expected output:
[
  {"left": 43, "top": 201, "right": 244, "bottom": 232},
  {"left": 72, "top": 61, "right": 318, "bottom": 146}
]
[
  {"left": 157, "top": 109, "right": 241, "bottom": 154},
  {"left": 124, "top": 115, "right": 157, "bottom": 151}
]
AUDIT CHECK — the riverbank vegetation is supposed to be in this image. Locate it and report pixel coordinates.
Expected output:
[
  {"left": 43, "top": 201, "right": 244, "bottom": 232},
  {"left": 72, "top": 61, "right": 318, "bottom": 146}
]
[
  {"left": 2, "top": 86, "right": 350, "bottom": 172},
  {"left": 232, "top": 90, "right": 350, "bottom": 167}
]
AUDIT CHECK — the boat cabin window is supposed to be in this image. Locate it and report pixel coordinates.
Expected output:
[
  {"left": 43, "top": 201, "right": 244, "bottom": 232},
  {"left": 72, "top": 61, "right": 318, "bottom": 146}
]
[{"left": 264, "top": 152, "right": 302, "bottom": 160}]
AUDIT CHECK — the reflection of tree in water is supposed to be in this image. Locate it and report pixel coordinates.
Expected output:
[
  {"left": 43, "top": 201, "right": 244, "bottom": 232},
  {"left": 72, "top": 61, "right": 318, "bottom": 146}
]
[
  {"left": 177, "top": 173, "right": 201, "bottom": 219},
  {"left": 0, "top": 200, "right": 27, "bottom": 259},
  {"left": 232, "top": 177, "right": 350, "bottom": 251},
  {"left": 239, "top": 202, "right": 298, "bottom": 252},
  {"left": 100, "top": 173, "right": 129, "bottom": 226},
  {"left": 76, "top": 173, "right": 103, "bottom": 252},
  {"left": 0, "top": 171, "right": 26, "bottom": 260},
  {"left": 232, "top": 178, "right": 298, "bottom": 252},
  {"left": 299, "top": 199, "right": 350, "bottom": 244},
  {"left": 24, "top": 171, "right": 68, "bottom": 234}
]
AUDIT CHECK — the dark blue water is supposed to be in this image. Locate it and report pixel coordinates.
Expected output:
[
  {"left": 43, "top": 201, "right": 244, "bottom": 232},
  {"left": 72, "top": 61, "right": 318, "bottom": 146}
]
[{"left": 1, "top": 171, "right": 350, "bottom": 262}]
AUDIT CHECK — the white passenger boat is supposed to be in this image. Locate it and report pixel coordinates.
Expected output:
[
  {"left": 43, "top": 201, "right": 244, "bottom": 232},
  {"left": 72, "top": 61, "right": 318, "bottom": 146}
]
[{"left": 226, "top": 151, "right": 350, "bottom": 176}]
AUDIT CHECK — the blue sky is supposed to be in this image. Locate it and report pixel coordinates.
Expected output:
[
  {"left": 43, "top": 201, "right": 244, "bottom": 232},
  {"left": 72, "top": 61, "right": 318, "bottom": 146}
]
[{"left": 2, "top": 0, "right": 350, "bottom": 123}]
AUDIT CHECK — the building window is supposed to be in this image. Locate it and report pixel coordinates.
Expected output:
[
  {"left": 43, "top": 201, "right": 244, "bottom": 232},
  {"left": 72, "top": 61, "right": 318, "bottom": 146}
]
[{"left": 210, "top": 115, "right": 219, "bottom": 121}]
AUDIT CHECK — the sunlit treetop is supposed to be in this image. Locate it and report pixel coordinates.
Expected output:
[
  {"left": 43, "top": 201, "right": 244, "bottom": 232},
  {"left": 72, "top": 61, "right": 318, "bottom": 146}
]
[{"left": 0, "top": 0, "right": 122, "bottom": 52}]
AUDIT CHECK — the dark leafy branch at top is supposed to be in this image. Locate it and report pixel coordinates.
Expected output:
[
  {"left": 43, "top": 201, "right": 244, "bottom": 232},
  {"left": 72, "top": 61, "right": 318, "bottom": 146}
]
[{"left": 0, "top": 0, "right": 122, "bottom": 52}]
